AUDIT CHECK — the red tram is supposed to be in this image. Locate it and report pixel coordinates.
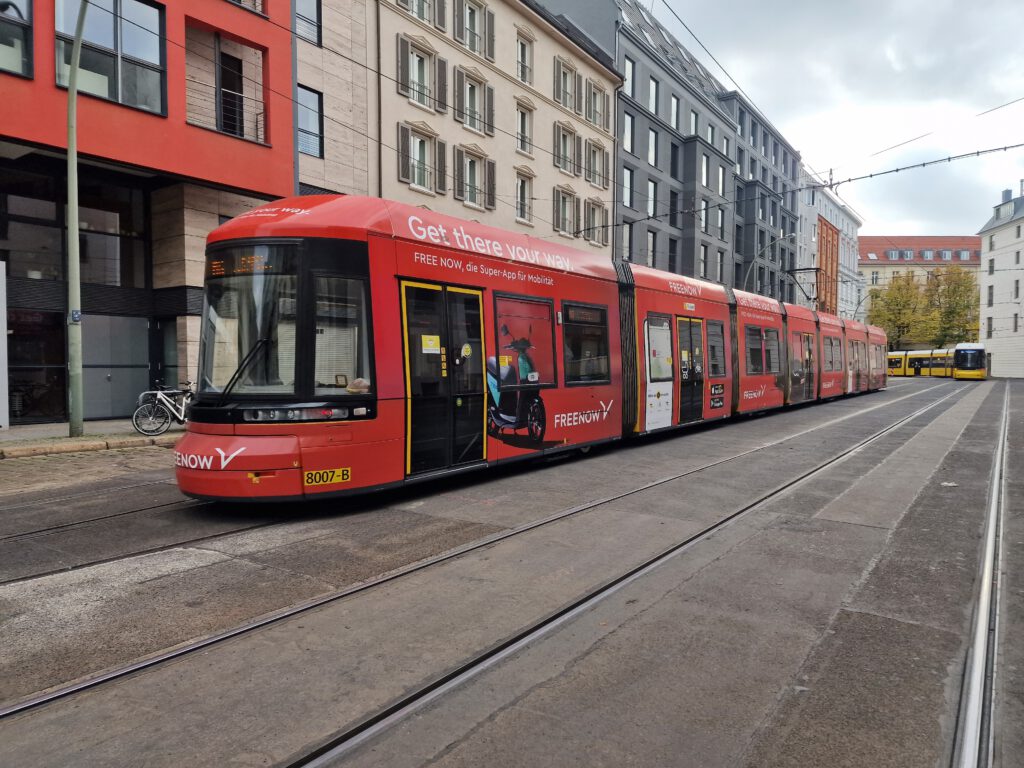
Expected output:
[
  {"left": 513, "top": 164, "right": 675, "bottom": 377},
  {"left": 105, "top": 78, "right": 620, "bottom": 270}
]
[{"left": 175, "top": 196, "right": 887, "bottom": 501}]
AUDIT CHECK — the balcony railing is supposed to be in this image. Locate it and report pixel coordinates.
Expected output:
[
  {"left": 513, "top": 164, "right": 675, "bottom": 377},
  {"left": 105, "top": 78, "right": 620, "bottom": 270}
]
[
  {"left": 465, "top": 183, "right": 482, "bottom": 206},
  {"left": 516, "top": 200, "right": 532, "bottom": 221},
  {"left": 516, "top": 132, "right": 532, "bottom": 153},
  {"left": 410, "top": 160, "right": 432, "bottom": 189},
  {"left": 465, "top": 27, "right": 482, "bottom": 54},
  {"left": 464, "top": 106, "right": 482, "bottom": 131},
  {"left": 227, "top": 0, "right": 264, "bottom": 13},
  {"left": 410, "top": 80, "right": 432, "bottom": 108},
  {"left": 186, "top": 79, "right": 266, "bottom": 144},
  {"left": 412, "top": 0, "right": 432, "bottom": 22},
  {"left": 517, "top": 60, "right": 531, "bottom": 83}
]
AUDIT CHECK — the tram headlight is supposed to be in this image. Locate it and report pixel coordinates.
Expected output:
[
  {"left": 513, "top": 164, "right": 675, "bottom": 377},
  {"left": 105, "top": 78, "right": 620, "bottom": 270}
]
[{"left": 242, "top": 406, "right": 351, "bottom": 422}]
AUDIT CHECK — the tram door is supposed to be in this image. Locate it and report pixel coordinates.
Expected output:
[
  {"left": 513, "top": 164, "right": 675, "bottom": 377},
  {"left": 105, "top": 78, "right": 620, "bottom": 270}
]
[
  {"left": 401, "top": 282, "right": 486, "bottom": 475},
  {"left": 677, "top": 317, "right": 704, "bottom": 424}
]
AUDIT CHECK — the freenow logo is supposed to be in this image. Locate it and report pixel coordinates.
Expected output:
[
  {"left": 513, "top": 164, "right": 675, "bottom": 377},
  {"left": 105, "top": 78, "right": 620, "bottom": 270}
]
[
  {"left": 175, "top": 446, "right": 247, "bottom": 470},
  {"left": 822, "top": 381, "right": 834, "bottom": 390},
  {"left": 741, "top": 386, "right": 768, "bottom": 401},
  {"left": 554, "top": 399, "right": 614, "bottom": 428}
]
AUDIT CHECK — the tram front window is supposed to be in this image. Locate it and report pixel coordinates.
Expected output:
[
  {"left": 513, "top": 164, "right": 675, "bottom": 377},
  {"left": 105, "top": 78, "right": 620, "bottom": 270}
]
[
  {"left": 954, "top": 349, "right": 983, "bottom": 370},
  {"left": 199, "top": 245, "right": 299, "bottom": 395}
]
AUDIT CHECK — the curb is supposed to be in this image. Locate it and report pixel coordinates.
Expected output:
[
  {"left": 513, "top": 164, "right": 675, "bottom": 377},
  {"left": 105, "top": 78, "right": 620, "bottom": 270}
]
[{"left": 0, "top": 434, "right": 179, "bottom": 459}]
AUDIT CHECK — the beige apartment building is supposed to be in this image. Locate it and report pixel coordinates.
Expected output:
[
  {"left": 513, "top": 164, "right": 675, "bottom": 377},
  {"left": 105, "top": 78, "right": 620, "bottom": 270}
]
[{"left": 379, "top": 0, "right": 620, "bottom": 254}]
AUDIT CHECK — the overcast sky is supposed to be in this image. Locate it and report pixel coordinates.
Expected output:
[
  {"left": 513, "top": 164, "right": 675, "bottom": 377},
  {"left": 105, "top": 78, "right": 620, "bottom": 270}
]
[{"left": 651, "top": 0, "right": 1024, "bottom": 235}]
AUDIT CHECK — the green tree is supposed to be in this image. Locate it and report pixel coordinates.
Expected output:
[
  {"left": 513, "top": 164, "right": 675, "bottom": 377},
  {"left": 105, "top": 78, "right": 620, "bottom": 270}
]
[
  {"left": 923, "top": 266, "right": 979, "bottom": 346},
  {"left": 868, "top": 274, "right": 939, "bottom": 349}
]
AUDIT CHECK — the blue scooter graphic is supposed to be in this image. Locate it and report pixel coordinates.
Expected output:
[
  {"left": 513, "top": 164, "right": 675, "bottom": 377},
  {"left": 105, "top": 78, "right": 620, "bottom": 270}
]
[{"left": 486, "top": 324, "right": 546, "bottom": 444}]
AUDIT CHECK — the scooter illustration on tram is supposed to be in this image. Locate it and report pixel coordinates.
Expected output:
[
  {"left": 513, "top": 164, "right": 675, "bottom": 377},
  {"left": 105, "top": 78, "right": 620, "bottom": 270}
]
[{"left": 486, "top": 324, "right": 547, "bottom": 444}]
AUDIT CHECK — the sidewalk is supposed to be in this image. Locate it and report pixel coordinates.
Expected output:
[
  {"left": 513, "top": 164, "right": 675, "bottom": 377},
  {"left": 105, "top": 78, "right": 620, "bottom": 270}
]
[{"left": 0, "top": 419, "right": 183, "bottom": 459}]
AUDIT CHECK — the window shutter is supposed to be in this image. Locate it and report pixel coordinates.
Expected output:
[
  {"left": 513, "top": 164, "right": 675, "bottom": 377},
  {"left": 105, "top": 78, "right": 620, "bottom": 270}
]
[
  {"left": 454, "top": 67, "right": 465, "bottom": 122},
  {"left": 434, "top": 58, "right": 447, "bottom": 113},
  {"left": 574, "top": 73, "right": 583, "bottom": 114},
  {"left": 453, "top": 0, "right": 465, "bottom": 43},
  {"left": 574, "top": 197, "right": 581, "bottom": 236},
  {"left": 583, "top": 140, "right": 591, "bottom": 183},
  {"left": 397, "top": 35, "right": 410, "bottom": 97},
  {"left": 434, "top": 0, "right": 446, "bottom": 30},
  {"left": 585, "top": 82, "right": 593, "bottom": 122},
  {"left": 552, "top": 123, "right": 560, "bottom": 168},
  {"left": 552, "top": 194, "right": 560, "bottom": 232},
  {"left": 603, "top": 92, "right": 610, "bottom": 131},
  {"left": 485, "top": 9, "right": 495, "bottom": 61},
  {"left": 397, "top": 124, "right": 411, "bottom": 183},
  {"left": 454, "top": 146, "right": 465, "bottom": 200},
  {"left": 602, "top": 149, "right": 610, "bottom": 189},
  {"left": 485, "top": 159, "right": 496, "bottom": 210},
  {"left": 574, "top": 134, "right": 583, "bottom": 176},
  {"left": 553, "top": 58, "right": 562, "bottom": 104},
  {"left": 602, "top": 207, "right": 609, "bottom": 245},
  {"left": 484, "top": 85, "right": 494, "bottom": 135},
  {"left": 435, "top": 139, "right": 447, "bottom": 193}
]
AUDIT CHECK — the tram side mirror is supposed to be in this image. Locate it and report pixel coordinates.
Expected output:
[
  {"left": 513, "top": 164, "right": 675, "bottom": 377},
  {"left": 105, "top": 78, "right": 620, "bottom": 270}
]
[{"left": 335, "top": 375, "right": 349, "bottom": 387}]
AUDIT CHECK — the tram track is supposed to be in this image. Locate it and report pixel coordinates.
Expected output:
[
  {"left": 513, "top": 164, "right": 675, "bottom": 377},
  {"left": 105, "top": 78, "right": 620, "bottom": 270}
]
[
  {"left": 953, "top": 381, "right": 1011, "bottom": 768},
  {"left": 0, "top": 381, "right": 963, "bottom": 722}
]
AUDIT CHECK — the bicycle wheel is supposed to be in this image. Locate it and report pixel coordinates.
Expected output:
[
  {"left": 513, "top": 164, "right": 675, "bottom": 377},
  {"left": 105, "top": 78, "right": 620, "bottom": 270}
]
[{"left": 132, "top": 403, "right": 172, "bottom": 436}]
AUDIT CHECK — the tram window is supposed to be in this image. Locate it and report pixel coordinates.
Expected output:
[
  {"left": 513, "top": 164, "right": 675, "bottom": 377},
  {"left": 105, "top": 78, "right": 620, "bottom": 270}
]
[
  {"left": 707, "top": 321, "right": 726, "bottom": 377},
  {"left": 314, "top": 276, "right": 372, "bottom": 395},
  {"left": 832, "top": 338, "right": 844, "bottom": 370},
  {"left": 745, "top": 325, "right": 764, "bottom": 374},
  {"left": 647, "top": 315, "right": 673, "bottom": 382},
  {"left": 824, "top": 337, "right": 834, "bottom": 371},
  {"left": 763, "top": 329, "right": 781, "bottom": 373},
  {"left": 495, "top": 296, "right": 555, "bottom": 386},
  {"left": 562, "top": 303, "right": 610, "bottom": 385}
]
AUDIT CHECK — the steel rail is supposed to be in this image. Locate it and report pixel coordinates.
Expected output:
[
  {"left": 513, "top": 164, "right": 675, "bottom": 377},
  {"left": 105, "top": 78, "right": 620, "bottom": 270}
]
[
  {"left": 954, "top": 382, "right": 1010, "bottom": 768},
  {"left": 0, "top": 381, "right": 955, "bottom": 721},
  {"left": 294, "top": 384, "right": 968, "bottom": 766}
]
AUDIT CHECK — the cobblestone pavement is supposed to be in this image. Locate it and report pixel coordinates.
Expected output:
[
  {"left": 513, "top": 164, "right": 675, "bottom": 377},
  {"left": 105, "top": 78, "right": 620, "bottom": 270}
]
[{"left": 0, "top": 446, "right": 176, "bottom": 498}]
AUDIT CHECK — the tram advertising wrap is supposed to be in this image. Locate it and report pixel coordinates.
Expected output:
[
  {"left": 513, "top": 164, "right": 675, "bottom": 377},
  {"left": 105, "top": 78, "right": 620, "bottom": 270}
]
[{"left": 175, "top": 196, "right": 888, "bottom": 502}]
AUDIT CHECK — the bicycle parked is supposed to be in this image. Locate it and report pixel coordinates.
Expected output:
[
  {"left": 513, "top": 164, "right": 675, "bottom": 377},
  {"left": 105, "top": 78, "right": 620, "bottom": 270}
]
[{"left": 132, "top": 380, "right": 194, "bottom": 436}]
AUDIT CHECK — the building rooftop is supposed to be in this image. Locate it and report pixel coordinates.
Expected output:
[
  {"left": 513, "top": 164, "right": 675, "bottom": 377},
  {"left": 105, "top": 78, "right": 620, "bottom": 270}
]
[
  {"left": 977, "top": 193, "right": 1024, "bottom": 235},
  {"left": 857, "top": 236, "right": 981, "bottom": 266}
]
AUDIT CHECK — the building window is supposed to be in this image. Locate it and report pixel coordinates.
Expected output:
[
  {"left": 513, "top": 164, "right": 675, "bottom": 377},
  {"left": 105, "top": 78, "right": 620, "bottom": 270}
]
[
  {"left": 453, "top": 145, "right": 493, "bottom": 207},
  {"left": 871, "top": 271, "right": 879, "bottom": 285},
  {"left": 706, "top": 123, "right": 715, "bottom": 144},
  {"left": 921, "top": 249, "right": 934, "bottom": 260},
  {"left": 296, "top": 85, "right": 323, "bottom": 157},
  {"left": 959, "top": 249, "right": 971, "bottom": 260},
  {"left": 583, "top": 200, "right": 608, "bottom": 245},
  {"left": 398, "top": 125, "right": 446, "bottom": 194},
  {"left": 516, "top": 35, "right": 532, "bottom": 83},
  {"left": 516, "top": 104, "right": 532, "bottom": 153},
  {"left": 463, "top": 152, "right": 481, "bottom": 206},
  {"left": 701, "top": 154, "right": 709, "bottom": 187},
  {"left": 585, "top": 80, "right": 606, "bottom": 128},
  {"left": 584, "top": 140, "right": 608, "bottom": 188},
  {"left": 296, "top": 0, "right": 321, "bottom": 45},
  {"left": 716, "top": 208, "right": 725, "bottom": 239},
  {"left": 1015, "top": 279, "right": 1020, "bottom": 299},
  {"left": 648, "top": 76, "right": 658, "bottom": 113},
  {"left": 554, "top": 58, "right": 577, "bottom": 110},
  {"left": 941, "top": 249, "right": 952, "bottom": 260},
  {"left": 901, "top": 249, "right": 913, "bottom": 260},
  {"left": 987, "top": 284, "right": 994, "bottom": 307},
  {"left": 722, "top": 136, "right": 730, "bottom": 158},
  {"left": 623, "top": 56, "right": 634, "bottom": 98},
  {"left": 669, "top": 190, "right": 679, "bottom": 228},
  {"left": 990, "top": 234, "right": 995, "bottom": 251},
  {"left": 0, "top": 1, "right": 31, "bottom": 76},
  {"left": 623, "top": 112, "right": 634, "bottom": 154},
  {"left": 689, "top": 109, "right": 698, "bottom": 135},
  {"left": 515, "top": 173, "right": 531, "bottom": 222},
  {"left": 554, "top": 188, "right": 578, "bottom": 236},
  {"left": 986, "top": 317, "right": 993, "bottom": 339},
  {"left": 717, "top": 165, "right": 725, "bottom": 195},
  {"left": 647, "top": 179, "right": 657, "bottom": 217},
  {"left": 671, "top": 94, "right": 679, "bottom": 130},
  {"left": 989, "top": 258, "right": 995, "bottom": 275},
  {"left": 554, "top": 123, "right": 578, "bottom": 174},
  {"left": 1014, "top": 313, "right": 1020, "bottom": 333},
  {"left": 700, "top": 199, "right": 708, "bottom": 232},
  {"left": 717, "top": 250, "right": 725, "bottom": 282},
  {"left": 622, "top": 166, "right": 634, "bottom": 208},
  {"left": 463, "top": 72, "right": 482, "bottom": 131},
  {"left": 461, "top": 0, "right": 485, "bottom": 55},
  {"left": 622, "top": 220, "right": 632, "bottom": 261},
  {"left": 648, "top": 128, "right": 658, "bottom": 165},
  {"left": 56, "top": 0, "right": 165, "bottom": 113},
  {"left": 699, "top": 244, "right": 707, "bottom": 278},
  {"left": 646, "top": 230, "right": 656, "bottom": 267},
  {"left": 668, "top": 238, "right": 678, "bottom": 273},
  {"left": 408, "top": 45, "right": 432, "bottom": 107}
]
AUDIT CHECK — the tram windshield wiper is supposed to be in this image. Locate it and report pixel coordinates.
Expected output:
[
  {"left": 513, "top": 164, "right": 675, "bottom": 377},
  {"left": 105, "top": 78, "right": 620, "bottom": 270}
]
[{"left": 217, "top": 337, "right": 270, "bottom": 405}]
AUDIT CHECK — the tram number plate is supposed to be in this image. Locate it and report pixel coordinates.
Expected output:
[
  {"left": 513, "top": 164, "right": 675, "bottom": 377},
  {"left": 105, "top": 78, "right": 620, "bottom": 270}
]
[{"left": 303, "top": 468, "right": 352, "bottom": 487}]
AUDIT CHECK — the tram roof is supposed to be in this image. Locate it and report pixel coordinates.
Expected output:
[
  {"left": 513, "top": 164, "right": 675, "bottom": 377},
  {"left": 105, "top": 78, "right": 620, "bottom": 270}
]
[
  {"left": 208, "top": 195, "right": 620, "bottom": 281},
  {"left": 629, "top": 264, "right": 730, "bottom": 304}
]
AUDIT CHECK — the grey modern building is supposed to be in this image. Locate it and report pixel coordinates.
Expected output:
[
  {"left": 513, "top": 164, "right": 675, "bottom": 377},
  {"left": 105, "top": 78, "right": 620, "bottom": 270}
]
[{"left": 538, "top": 0, "right": 737, "bottom": 284}]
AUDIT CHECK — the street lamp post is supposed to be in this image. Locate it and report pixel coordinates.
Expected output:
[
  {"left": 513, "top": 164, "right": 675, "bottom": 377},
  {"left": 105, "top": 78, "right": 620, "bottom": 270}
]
[
  {"left": 66, "top": 0, "right": 88, "bottom": 437},
  {"left": 741, "top": 232, "right": 796, "bottom": 294}
]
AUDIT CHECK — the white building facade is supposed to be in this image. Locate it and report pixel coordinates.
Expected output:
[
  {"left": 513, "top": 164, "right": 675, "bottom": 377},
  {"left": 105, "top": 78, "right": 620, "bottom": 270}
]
[{"left": 977, "top": 185, "right": 1024, "bottom": 377}]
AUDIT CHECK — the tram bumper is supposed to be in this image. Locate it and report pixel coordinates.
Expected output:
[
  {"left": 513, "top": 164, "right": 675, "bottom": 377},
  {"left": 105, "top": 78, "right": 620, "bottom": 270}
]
[{"left": 174, "top": 431, "right": 303, "bottom": 501}]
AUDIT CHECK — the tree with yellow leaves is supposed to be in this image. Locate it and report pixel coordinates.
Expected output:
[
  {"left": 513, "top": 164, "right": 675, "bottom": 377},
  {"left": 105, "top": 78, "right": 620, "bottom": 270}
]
[
  {"left": 867, "top": 273, "right": 939, "bottom": 349},
  {"left": 923, "top": 266, "right": 979, "bottom": 345}
]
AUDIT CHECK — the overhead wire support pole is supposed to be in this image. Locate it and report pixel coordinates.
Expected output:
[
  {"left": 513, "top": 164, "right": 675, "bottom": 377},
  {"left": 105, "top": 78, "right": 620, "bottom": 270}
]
[{"left": 66, "top": 0, "right": 87, "bottom": 437}]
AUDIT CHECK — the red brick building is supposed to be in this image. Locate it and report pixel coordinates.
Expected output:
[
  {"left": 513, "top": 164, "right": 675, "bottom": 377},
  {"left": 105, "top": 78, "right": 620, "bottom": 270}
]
[{"left": 817, "top": 215, "right": 839, "bottom": 314}]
